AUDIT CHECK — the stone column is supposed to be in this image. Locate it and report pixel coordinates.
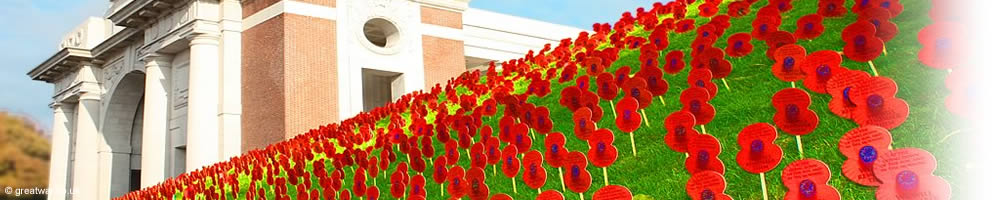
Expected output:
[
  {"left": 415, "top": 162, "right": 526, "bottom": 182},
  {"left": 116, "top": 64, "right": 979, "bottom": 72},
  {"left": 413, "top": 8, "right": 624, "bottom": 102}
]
[
  {"left": 71, "top": 65, "right": 101, "bottom": 200},
  {"left": 140, "top": 54, "right": 171, "bottom": 187},
  {"left": 47, "top": 102, "right": 74, "bottom": 200},
  {"left": 185, "top": 33, "right": 221, "bottom": 171}
]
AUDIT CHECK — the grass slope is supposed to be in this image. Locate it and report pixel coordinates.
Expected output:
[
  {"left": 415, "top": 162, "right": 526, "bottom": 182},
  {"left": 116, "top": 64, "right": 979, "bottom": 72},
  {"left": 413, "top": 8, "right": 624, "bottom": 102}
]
[{"left": 215, "top": 0, "right": 963, "bottom": 200}]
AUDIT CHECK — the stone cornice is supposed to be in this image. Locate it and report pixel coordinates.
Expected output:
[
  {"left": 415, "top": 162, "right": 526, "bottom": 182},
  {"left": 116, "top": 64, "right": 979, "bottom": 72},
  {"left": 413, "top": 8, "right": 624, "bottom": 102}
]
[
  {"left": 92, "top": 28, "right": 142, "bottom": 60},
  {"left": 27, "top": 48, "right": 94, "bottom": 83},
  {"left": 411, "top": 0, "right": 470, "bottom": 13},
  {"left": 109, "top": 0, "right": 186, "bottom": 27}
]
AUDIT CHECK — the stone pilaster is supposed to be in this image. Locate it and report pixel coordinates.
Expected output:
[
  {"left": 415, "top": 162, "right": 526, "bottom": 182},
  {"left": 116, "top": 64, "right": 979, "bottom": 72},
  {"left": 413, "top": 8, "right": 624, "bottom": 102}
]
[
  {"left": 71, "top": 64, "right": 101, "bottom": 200},
  {"left": 47, "top": 102, "right": 74, "bottom": 200}
]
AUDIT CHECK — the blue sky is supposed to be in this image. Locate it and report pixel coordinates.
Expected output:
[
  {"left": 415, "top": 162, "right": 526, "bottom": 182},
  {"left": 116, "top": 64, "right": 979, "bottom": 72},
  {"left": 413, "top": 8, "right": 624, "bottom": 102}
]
[{"left": 0, "top": 0, "right": 661, "bottom": 134}]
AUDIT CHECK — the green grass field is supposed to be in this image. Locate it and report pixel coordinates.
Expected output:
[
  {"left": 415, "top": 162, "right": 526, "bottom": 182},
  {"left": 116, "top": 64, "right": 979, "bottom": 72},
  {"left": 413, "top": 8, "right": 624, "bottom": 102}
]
[{"left": 214, "top": 0, "right": 965, "bottom": 200}]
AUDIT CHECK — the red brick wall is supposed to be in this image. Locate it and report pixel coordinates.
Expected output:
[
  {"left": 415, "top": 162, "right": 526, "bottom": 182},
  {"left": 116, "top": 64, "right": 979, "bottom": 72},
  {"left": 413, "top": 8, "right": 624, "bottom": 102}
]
[
  {"left": 241, "top": 14, "right": 286, "bottom": 152},
  {"left": 242, "top": 0, "right": 281, "bottom": 18},
  {"left": 421, "top": 6, "right": 463, "bottom": 29},
  {"left": 422, "top": 35, "right": 465, "bottom": 89},
  {"left": 241, "top": 13, "right": 339, "bottom": 152},
  {"left": 282, "top": 14, "right": 339, "bottom": 138}
]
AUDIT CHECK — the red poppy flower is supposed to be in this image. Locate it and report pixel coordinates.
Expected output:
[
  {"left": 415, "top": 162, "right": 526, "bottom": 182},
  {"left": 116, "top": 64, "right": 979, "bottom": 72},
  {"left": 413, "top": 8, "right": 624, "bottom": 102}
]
[
  {"left": 621, "top": 78, "right": 653, "bottom": 109},
  {"left": 728, "top": 1, "right": 751, "bottom": 17},
  {"left": 736, "top": 123, "right": 784, "bottom": 174},
  {"left": 873, "top": 148, "right": 952, "bottom": 199},
  {"left": 697, "top": 48, "right": 732, "bottom": 79},
  {"left": 563, "top": 151, "right": 592, "bottom": 194},
  {"left": 841, "top": 22, "right": 884, "bottom": 62},
  {"left": 639, "top": 50, "right": 660, "bottom": 71},
  {"left": 534, "top": 107, "right": 553, "bottom": 134},
  {"left": 771, "top": 44, "right": 807, "bottom": 82},
  {"left": 686, "top": 171, "right": 734, "bottom": 200},
  {"left": 576, "top": 75, "right": 590, "bottom": 91},
  {"left": 471, "top": 143, "right": 487, "bottom": 169},
  {"left": 528, "top": 78, "right": 551, "bottom": 98},
  {"left": 687, "top": 69, "right": 718, "bottom": 99},
  {"left": 919, "top": 22, "right": 967, "bottom": 70},
  {"left": 726, "top": 33, "right": 753, "bottom": 58},
  {"left": 353, "top": 168, "right": 368, "bottom": 196},
  {"left": 501, "top": 145, "right": 520, "bottom": 178},
  {"left": 624, "top": 36, "right": 646, "bottom": 49},
  {"left": 752, "top": 15, "right": 781, "bottom": 40},
  {"left": 676, "top": 19, "right": 696, "bottom": 33},
  {"left": 781, "top": 159, "right": 841, "bottom": 200},
  {"left": 770, "top": 0, "right": 794, "bottom": 12},
  {"left": 685, "top": 134, "right": 725, "bottom": 175},
  {"left": 588, "top": 129, "right": 618, "bottom": 168},
  {"left": 858, "top": 7, "right": 899, "bottom": 42},
  {"left": 522, "top": 150, "right": 547, "bottom": 189},
  {"left": 593, "top": 185, "right": 633, "bottom": 200},
  {"left": 696, "top": 24, "right": 719, "bottom": 42},
  {"left": 491, "top": 194, "right": 514, "bottom": 200},
  {"left": 851, "top": 78, "right": 909, "bottom": 130},
  {"left": 825, "top": 70, "right": 871, "bottom": 119},
  {"left": 596, "top": 73, "right": 619, "bottom": 101},
  {"left": 680, "top": 87, "right": 716, "bottom": 125},
  {"left": 615, "top": 97, "right": 642, "bottom": 133},
  {"left": 467, "top": 167, "right": 489, "bottom": 200},
  {"left": 486, "top": 137, "right": 501, "bottom": 165},
  {"left": 544, "top": 132, "right": 569, "bottom": 168},
  {"left": 572, "top": 107, "right": 596, "bottom": 141},
  {"left": 801, "top": 50, "right": 847, "bottom": 94},
  {"left": 584, "top": 57, "right": 606, "bottom": 76},
  {"left": 367, "top": 186, "right": 380, "bottom": 200},
  {"left": 537, "top": 190, "right": 565, "bottom": 200},
  {"left": 513, "top": 125, "right": 532, "bottom": 154},
  {"left": 560, "top": 87, "right": 583, "bottom": 111},
  {"left": 446, "top": 166, "right": 468, "bottom": 198},
  {"left": 636, "top": 66, "right": 669, "bottom": 97},
  {"left": 698, "top": 2, "right": 719, "bottom": 17},
  {"left": 410, "top": 174, "right": 427, "bottom": 198},
  {"left": 818, "top": 0, "right": 847, "bottom": 17},
  {"left": 559, "top": 64, "right": 578, "bottom": 83},
  {"left": 445, "top": 140, "right": 460, "bottom": 166},
  {"left": 765, "top": 31, "right": 796, "bottom": 59},
  {"left": 663, "top": 50, "right": 686, "bottom": 74},
  {"left": 794, "top": 14, "right": 825, "bottom": 40},
  {"left": 648, "top": 31, "right": 669, "bottom": 51},
  {"left": 838, "top": 125, "right": 893, "bottom": 186},
  {"left": 614, "top": 66, "right": 631, "bottom": 86},
  {"left": 581, "top": 90, "right": 604, "bottom": 122},
  {"left": 664, "top": 111, "right": 697, "bottom": 153},
  {"left": 771, "top": 88, "right": 820, "bottom": 135}
]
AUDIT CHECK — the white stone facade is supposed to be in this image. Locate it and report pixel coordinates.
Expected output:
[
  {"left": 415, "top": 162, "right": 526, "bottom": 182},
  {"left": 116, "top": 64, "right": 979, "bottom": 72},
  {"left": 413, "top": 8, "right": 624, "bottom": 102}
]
[{"left": 27, "top": 0, "right": 583, "bottom": 199}]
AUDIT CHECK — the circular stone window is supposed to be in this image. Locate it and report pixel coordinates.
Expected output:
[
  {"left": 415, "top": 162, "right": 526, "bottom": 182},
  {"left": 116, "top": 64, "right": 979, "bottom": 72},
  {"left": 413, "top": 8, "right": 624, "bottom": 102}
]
[{"left": 362, "top": 18, "right": 400, "bottom": 48}]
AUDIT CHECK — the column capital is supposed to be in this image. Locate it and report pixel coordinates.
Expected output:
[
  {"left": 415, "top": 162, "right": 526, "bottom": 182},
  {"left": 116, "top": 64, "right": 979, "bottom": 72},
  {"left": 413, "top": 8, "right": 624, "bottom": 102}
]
[
  {"left": 187, "top": 33, "right": 221, "bottom": 46},
  {"left": 49, "top": 102, "right": 76, "bottom": 112}
]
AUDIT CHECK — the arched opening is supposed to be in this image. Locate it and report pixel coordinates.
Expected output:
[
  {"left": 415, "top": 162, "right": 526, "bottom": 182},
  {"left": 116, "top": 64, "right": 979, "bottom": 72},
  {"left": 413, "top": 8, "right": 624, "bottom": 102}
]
[
  {"left": 363, "top": 18, "right": 400, "bottom": 48},
  {"left": 101, "top": 71, "right": 145, "bottom": 198}
]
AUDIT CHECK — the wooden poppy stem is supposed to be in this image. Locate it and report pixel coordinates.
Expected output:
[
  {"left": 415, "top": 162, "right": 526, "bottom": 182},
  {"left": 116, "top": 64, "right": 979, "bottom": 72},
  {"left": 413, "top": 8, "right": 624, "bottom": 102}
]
[
  {"left": 700, "top": 125, "right": 708, "bottom": 135},
  {"left": 493, "top": 164, "right": 497, "bottom": 176},
  {"left": 538, "top": 188, "right": 542, "bottom": 194},
  {"left": 759, "top": 172, "right": 769, "bottom": 200},
  {"left": 658, "top": 96, "right": 666, "bottom": 105},
  {"left": 795, "top": 135, "right": 804, "bottom": 159},
  {"left": 559, "top": 168, "right": 567, "bottom": 192},
  {"left": 868, "top": 61, "right": 880, "bottom": 76},
  {"left": 512, "top": 177, "right": 518, "bottom": 194},
  {"left": 603, "top": 167, "right": 609, "bottom": 186},
  {"left": 580, "top": 193, "right": 585, "bottom": 200},
  {"left": 722, "top": 78, "right": 732, "bottom": 91},
  {"left": 883, "top": 46, "right": 888, "bottom": 56},
  {"left": 441, "top": 183, "right": 444, "bottom": 196},
  {"left": 791, "top": 81, "right": 796, "bottom": 89},
  {"left": 640, "top": 109, "right": 650, "bottom": 127},
  {"left": 629, "top": 132, "right": 637, "bottom": 156},
  {"left": 609, "top": 100, "right": 617, "bottom": 119}
]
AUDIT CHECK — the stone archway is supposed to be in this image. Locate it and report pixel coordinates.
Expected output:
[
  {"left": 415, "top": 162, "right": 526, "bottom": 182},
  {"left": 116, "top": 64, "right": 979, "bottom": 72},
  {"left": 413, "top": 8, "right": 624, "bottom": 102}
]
[{"left": 100, "top": 71, "right": 145, "bottom": 198}]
